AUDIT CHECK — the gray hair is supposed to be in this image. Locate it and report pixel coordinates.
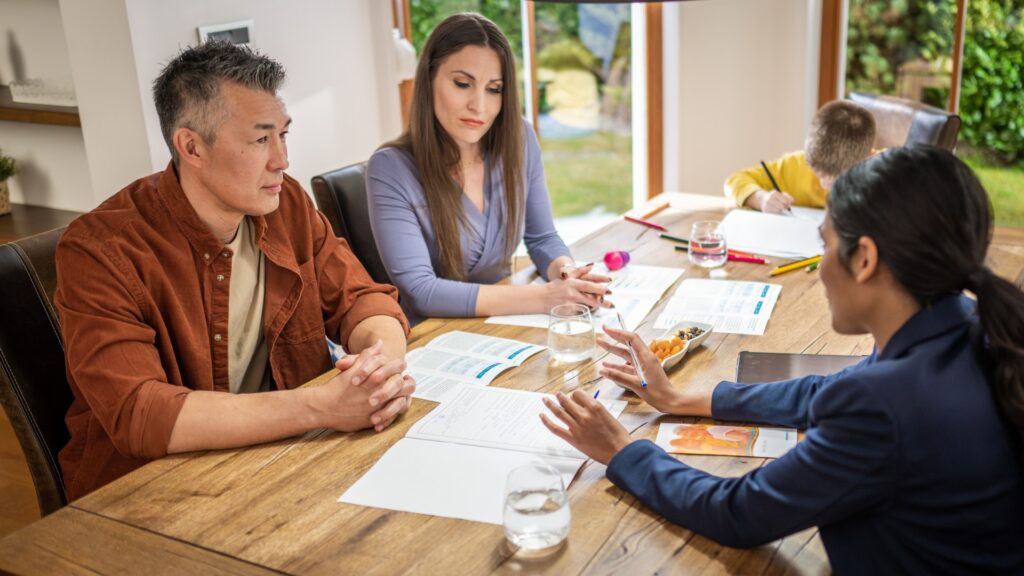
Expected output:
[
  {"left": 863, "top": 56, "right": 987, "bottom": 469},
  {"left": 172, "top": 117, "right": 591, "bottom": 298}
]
[{"left": 153, "top": 42, "right": 285, "bottom": 164}]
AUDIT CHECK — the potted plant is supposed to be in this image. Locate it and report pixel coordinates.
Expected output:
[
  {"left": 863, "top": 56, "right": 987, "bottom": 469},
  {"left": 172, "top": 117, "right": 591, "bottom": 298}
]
[{"left": 0, "top": 149, "right": 16, "bottom": 216}]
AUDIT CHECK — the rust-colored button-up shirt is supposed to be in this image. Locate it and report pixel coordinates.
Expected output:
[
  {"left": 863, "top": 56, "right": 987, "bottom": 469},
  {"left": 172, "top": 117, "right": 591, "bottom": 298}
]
[{"left": 55, "top": 164, "right": 409, "bottom": 501}]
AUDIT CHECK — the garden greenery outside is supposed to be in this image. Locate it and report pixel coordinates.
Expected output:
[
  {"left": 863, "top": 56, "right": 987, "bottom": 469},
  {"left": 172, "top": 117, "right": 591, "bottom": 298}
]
[
  {"left": 847, "top": 0, "right": 1024, "bottom": 227},
  {"left": 411, "top": 1, "right": 1023, "bottom": 227}
]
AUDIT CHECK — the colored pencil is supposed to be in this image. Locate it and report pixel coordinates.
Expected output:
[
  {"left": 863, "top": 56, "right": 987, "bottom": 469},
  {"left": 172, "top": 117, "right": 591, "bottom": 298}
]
[
  {"left": 728, "top": 254, "right": 768, "bottom": 264},
  {"left": 641, "top": 202, "right": 670, "bottom": 219},
  {"left": 672, "top": 245, "right": 761, "bottom": 260},
  {"left": 760, "top": 160, "right": 782, "bottom": 191},
  {"left": 659, "top": 232, "right": 689, "bottom": 244},
  {"left": 624, "top": 215, "right": 668, "bottom": 232},
  {"left": 806, "top": 261, "right": 819, "bottom": 272},
  {"left": 760, "top": 160, "right": 795, "bottom": 217},
  {"left": 769, "top": 255, "right": 822, "bottom": 276}
]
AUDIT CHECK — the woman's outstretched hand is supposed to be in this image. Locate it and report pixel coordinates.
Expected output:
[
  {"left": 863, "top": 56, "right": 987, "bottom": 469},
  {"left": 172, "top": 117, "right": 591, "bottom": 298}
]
[{"left": 540, "top": 390, "right": 632, "bottom": 465}]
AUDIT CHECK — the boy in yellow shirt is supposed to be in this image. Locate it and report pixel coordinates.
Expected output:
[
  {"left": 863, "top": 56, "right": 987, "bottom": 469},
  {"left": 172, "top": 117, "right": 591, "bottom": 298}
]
[{"left": 724, "top": 100, "right": 876, "bottom": 213}]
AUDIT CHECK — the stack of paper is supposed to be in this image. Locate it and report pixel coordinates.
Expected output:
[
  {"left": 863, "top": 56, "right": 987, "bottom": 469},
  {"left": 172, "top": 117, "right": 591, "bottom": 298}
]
[
  {"left": 339, "top": 385, "right": 627, "bottom": 524},
  {"left": 486, "top": 263, "right": 684, "bottom": 331},
  {"left": 407, "top": 331, "right": 546, "bottom": 402},
  {"left": 720, "top": 209, "right": 824, "bottom": 259},
  {"left": 654, "top": 279, "right": 782, "bottom": 336}
]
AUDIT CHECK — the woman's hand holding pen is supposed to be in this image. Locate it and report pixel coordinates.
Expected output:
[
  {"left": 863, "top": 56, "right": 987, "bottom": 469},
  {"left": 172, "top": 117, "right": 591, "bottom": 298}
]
[{"left": 596, "top": 325, "right": 712, "bottom": 417}]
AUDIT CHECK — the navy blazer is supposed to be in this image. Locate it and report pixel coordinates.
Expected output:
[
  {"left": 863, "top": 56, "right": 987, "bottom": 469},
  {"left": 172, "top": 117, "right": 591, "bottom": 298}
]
[{"left": 607, "top": 296, "right": 1024, "bottom": 574}]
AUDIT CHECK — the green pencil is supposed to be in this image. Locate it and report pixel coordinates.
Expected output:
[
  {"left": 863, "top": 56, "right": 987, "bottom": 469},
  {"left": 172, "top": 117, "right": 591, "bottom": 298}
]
[{"left": 660, "top": 233, "right": 689, "bottom": 244}]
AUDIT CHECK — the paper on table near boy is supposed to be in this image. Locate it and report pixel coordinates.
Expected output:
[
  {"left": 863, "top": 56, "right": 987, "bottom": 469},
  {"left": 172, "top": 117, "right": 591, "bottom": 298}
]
[
  {"left": 655, "top": 422, "right": 797, "bottom": 459},
  {"left": 339, "top": 385, "right": 627, "bottom": 525},
  {"left": 485, "top": 263, "right": 684, "bottom": 331},
  {"left": 407, "top": 331, "right": 546, "bottom": 403},
  {"left": 654, "top": 279, "right": 782, "bottom": 336},
  {"left": 721, "top": 208, "right": 824, "bottom": 259}
]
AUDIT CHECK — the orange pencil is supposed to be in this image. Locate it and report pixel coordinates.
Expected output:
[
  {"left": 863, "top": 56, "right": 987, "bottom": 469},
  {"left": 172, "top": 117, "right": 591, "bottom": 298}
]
[{"left": 641, "top": 202, "right": 670, "bottom": 219}]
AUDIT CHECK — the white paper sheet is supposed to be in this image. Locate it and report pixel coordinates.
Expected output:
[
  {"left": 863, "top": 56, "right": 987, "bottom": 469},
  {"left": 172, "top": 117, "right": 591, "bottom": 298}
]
[
  {"left": 720, "top": 209, "right": 824, "bottom": 259},
  {"left": 485, "top": 264, "right": 684, "bottom": 331},
  {"left": 654, "top": 279, "right": 782, "bottom": 336},
  {"left": 339, "top": 385, "right": 629, "bottom": 524},
  {"left": 338, "top": 438, "right": 584, "bottom": 525},
  {"left": 409, "top": 385, "right": 627, "bottom": 459}
]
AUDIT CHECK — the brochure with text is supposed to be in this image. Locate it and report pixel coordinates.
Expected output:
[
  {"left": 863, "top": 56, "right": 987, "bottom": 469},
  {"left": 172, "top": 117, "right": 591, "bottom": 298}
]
[
  {"left": 654, "top": 422, "right": 797, "bottom": 458},
  {"left": 407, "top": 331, "right": 546, "bottom": 402}
]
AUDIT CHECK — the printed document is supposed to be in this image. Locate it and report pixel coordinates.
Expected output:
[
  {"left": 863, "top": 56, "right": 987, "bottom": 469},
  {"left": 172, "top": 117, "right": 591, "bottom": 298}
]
[
  {"left": 655, "top": 422, "right": 797, "bottom": 458},
  {"left": 339, "top": 385, "right": 627, "bottom": 525},
  {"left": 486, "top": 263, "right": 684, "bottom": 331},
  {"left": 721, "top": 209, "right": 824, "bottom": 259},
  {"left": 407, "top": 331, "right": 546, "bottom": 403},
  {"left": 654, "top": 279, "right": 782, "bottom": 336}
]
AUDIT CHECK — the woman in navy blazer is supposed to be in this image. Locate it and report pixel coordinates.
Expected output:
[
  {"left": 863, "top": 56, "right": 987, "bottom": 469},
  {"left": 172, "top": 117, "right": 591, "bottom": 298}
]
[{"left": 541, "top": 147, "right": 1024, "bottom": 574}]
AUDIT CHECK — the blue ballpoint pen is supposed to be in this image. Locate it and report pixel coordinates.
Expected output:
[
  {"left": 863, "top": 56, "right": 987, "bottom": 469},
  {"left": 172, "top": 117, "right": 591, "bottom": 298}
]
[{"left": 616, "top": 312, "right": 647, "bottom": 388}]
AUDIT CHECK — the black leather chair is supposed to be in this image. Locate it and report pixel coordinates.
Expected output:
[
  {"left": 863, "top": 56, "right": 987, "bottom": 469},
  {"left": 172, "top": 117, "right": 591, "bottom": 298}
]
[
  {"left": 0, "top": 228, "right": 73, "bottom": 515},
  {"left": 311, "top": 163, "right": 391, "bottom": 286},
  {"left": 849, "top": 92, "right": 961, "bottom": 151}
]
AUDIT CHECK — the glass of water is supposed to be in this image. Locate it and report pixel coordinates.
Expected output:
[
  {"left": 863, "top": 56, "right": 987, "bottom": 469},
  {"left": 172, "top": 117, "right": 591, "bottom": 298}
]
[
  {"left": 503, "top": 461, "right": 571, "bottom": 550},
  {"left": 547, "top": 304, "right": 595, "bottom": 363},
  {"left": 688, "top": 220, "right": 727, "bottom": 268}
]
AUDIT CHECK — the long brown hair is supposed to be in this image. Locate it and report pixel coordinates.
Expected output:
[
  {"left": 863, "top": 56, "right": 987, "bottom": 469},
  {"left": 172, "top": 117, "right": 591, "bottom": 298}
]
[{"left": 385, "top": 12, "right": 523, "bottom": 280}]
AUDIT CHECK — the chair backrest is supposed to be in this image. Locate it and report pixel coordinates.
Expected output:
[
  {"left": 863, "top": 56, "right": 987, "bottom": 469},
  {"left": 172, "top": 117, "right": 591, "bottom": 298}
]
[
  {"left": 0, "top": 228, "right": 73, "bottom": 515},
  {"left": 849, "top": 91, "right": 962, "bottom": 151},
  {"left": 310, "top": 163, "right": 391, "bottom": 285}
]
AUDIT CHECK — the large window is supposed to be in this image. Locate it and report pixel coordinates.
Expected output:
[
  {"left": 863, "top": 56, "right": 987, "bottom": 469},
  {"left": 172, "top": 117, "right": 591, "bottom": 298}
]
[{"left": 533, "top": 3, "right": 632, "bottom": 219}]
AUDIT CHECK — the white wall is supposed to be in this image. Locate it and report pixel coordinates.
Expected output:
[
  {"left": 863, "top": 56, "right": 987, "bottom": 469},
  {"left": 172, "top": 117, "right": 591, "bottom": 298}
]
[
  {"left": 121, "top": 0, "right": 401, "bottom": 188},
  {"left": 3, "top": 0, "right": 402, "bottom": 212},
  {"left": 663, "top": 0, "right": 820, "bottom": 197},
  {"left": 0, "top": 0, "right": 95, "bottom": 211}
]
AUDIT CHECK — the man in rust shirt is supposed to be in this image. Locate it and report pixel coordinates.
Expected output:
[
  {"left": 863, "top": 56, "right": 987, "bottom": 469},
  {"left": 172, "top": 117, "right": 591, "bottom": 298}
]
[{"left": 55, "top": 42, "right": 414, "bottom": 500}]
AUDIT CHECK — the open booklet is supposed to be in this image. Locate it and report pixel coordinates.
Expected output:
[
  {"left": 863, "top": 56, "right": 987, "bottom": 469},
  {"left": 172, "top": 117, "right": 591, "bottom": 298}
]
[
  {"left": 485, "top": 263, "right": 684, "bottom": 331},
  {"left": 407, "top": 331, "right": 546, "bottom": 403},
  {"left": 339, "top": 384, "right": 627, "bottom": 525},
  {"left": 654, "top": 279, "right": 782, "bottom": 336},
  {"left": 655, "top": 423, "right": 797, "bottom": 458}
]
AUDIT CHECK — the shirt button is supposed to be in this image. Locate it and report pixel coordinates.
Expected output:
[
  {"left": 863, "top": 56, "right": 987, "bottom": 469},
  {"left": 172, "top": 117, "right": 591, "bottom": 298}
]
[
  {"left": 216, "top": 274, "right": 225, "bottom": 282},
  {"left": 213, "top": 334, "right": 223, "bottom": 342},
  {"left": 203, "top": 253, "right": 211, "bottom": 261}
]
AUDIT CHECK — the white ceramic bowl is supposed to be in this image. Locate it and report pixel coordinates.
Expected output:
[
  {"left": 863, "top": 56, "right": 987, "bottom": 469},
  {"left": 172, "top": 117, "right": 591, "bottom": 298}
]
[{"left": 654, "top": 321, "right": 714, "bottom": 371}]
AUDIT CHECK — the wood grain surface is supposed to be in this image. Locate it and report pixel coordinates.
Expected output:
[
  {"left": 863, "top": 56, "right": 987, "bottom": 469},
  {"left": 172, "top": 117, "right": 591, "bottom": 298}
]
[{"left": 5, "top": 193, "right": 1022, "bottom": 575}]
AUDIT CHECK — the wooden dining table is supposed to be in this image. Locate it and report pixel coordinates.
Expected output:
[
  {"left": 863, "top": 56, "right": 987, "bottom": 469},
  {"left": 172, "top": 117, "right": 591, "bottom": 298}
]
[{"left": 2, "top": 193, "right": 1023, "bottom": 575}]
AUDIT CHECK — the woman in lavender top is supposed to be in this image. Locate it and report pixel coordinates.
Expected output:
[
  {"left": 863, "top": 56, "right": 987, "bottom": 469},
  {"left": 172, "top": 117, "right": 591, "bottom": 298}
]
[{"left": 366, "top": 13, "right": 610, "bottom": 325}]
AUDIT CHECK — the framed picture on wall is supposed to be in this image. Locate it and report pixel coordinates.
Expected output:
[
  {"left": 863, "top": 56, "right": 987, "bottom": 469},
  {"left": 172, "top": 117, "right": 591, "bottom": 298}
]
[{"left": 197, "top": 20, "right": 254, "bottom": 46}]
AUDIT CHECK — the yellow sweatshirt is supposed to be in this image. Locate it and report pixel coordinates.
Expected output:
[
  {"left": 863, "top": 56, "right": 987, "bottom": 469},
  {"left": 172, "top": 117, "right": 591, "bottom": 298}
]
[{"left": 723, "top": 151, "right": 827, "bottom": 209}]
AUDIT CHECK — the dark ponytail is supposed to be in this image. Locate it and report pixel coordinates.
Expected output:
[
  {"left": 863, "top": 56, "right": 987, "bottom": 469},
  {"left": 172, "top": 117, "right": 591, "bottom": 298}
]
[{"left": 829, "top": 146, "right": 1024, "bottom": 427}]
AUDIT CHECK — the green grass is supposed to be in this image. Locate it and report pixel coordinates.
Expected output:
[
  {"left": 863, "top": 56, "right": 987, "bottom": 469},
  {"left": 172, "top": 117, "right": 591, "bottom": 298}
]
[
  {"left": 962, "top": 157, "right": 1024, "bottom": 228},
  {"left": 540, "top": 131, "right": 632, "bottom": 217}
]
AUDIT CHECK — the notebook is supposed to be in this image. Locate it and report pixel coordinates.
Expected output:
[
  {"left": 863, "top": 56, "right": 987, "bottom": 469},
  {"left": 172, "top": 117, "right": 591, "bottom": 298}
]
[{"left": 735, "top": 351, "right": 865, "bottom": 384}]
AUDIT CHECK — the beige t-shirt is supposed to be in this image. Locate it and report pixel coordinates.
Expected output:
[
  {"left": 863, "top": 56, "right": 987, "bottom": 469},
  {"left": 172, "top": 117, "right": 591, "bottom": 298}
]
[{"left": 226, "top": 217, "right": 271, "bottom": 394}]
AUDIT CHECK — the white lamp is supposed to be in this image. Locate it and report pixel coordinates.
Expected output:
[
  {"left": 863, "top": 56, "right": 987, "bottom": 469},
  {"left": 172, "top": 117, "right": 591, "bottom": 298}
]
[{"left": 392, "top": 29, "right": 418, "bottom": 83}]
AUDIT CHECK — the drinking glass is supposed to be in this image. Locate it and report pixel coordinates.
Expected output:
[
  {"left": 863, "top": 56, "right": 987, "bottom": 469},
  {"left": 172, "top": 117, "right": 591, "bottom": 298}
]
[
  {"left": 547, "top": 304, "right": 595, "bottom": 363},
  {"left": 688, "top": 220, "right": 727, "bottom": 268},
  {"left": 503, "top": 461, "right": 571, "bottom": 550}
]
